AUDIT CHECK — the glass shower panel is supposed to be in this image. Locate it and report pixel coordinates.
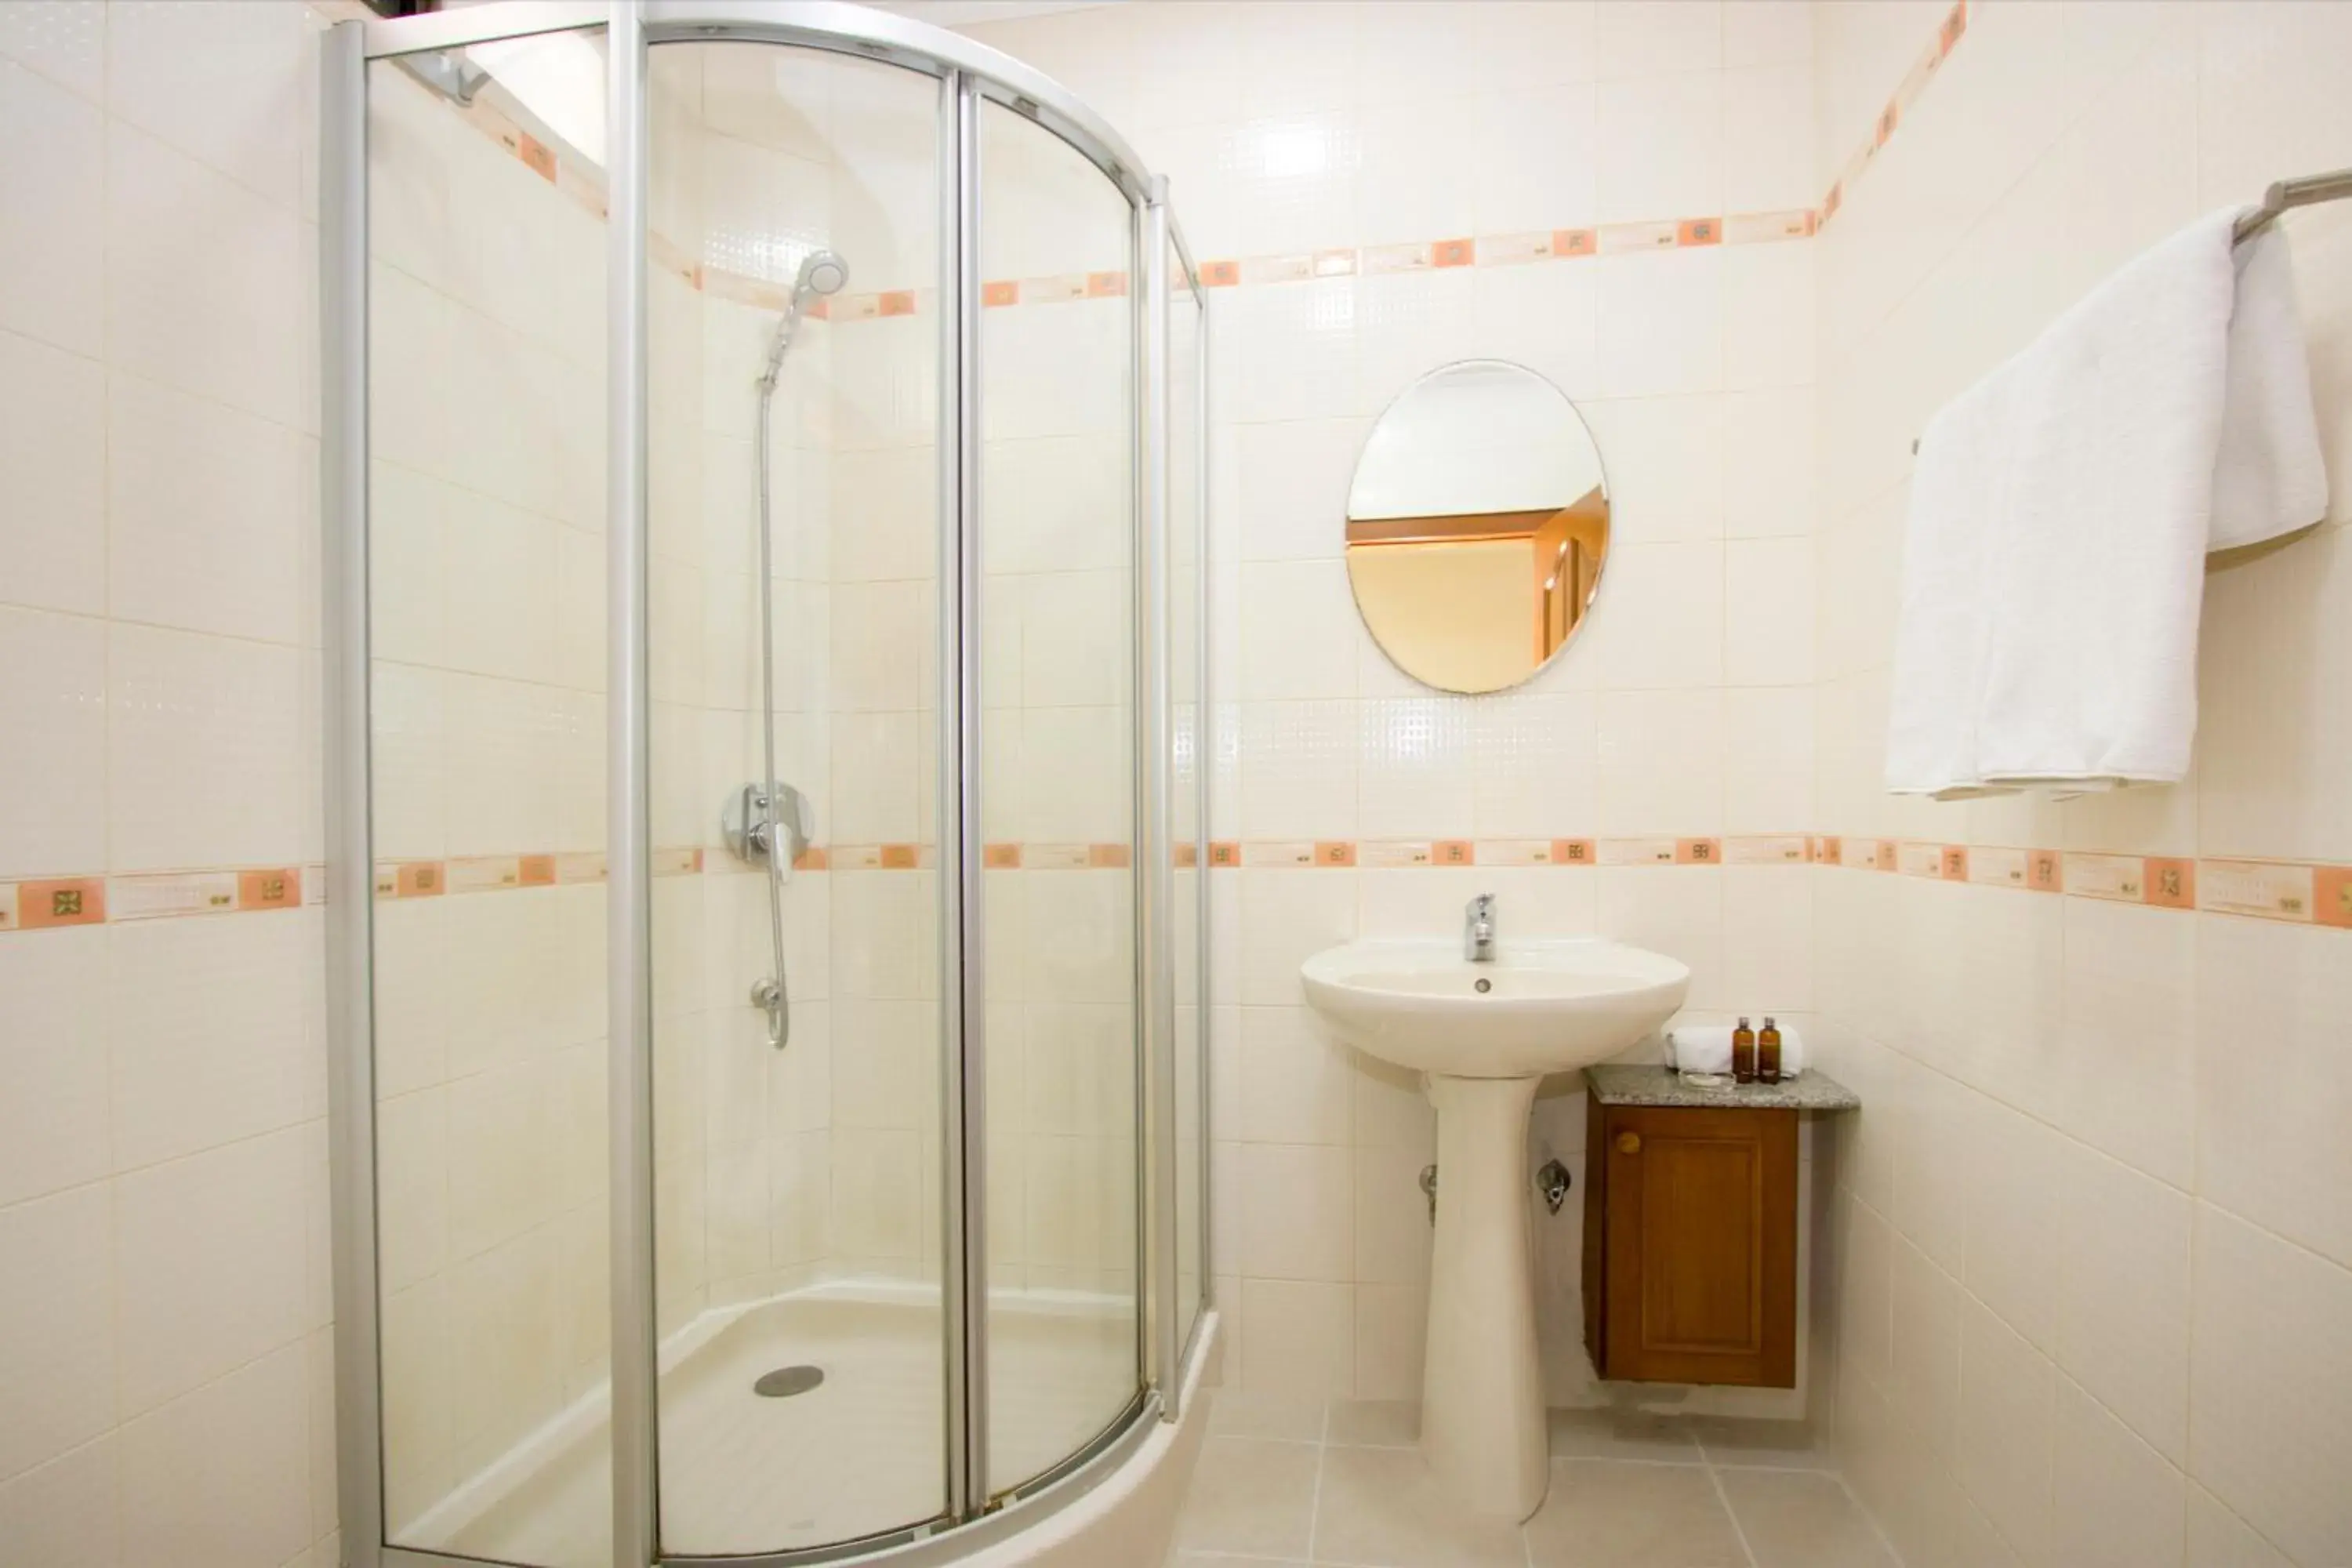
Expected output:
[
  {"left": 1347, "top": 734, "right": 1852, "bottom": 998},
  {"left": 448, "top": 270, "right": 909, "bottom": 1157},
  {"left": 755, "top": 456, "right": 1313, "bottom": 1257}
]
[
  {"left": 977, "top": 100, "right": 1141, "bottom": 1494},
  {"left": 364, "top": 32, "right": 612, "bottom": 1567},
  {"left": 1168, "top": 268, "right": 1205, "bottom": 1354},
  {"left": 644, "top": 40, "right": 946, "bottom": 1558}
]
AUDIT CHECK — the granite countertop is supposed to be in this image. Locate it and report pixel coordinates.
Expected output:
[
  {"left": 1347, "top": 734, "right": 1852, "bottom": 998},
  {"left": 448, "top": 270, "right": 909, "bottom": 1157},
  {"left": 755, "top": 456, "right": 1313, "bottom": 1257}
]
[{"left": 1584, "top": 1064, "right": 1860, "bottom": 1112}]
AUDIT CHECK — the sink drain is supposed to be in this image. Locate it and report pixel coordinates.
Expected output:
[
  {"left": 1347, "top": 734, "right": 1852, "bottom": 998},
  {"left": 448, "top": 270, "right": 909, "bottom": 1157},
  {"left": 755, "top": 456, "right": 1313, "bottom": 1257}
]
[{"left": 753, "top": 1366, "right": 825, "bottom": 1398}]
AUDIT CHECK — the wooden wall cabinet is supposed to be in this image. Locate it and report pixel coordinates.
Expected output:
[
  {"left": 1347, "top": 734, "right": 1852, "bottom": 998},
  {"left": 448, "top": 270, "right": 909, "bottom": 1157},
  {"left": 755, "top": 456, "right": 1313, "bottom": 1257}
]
[{"left": 1581, "top": 1098, "right": 1798, "bottom": 1388}]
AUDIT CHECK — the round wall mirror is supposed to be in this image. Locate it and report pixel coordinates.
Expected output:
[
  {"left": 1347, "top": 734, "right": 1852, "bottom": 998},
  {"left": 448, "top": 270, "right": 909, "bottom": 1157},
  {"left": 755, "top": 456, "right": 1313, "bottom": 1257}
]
[{"left": 1345, "top": 360, "right": 1610, "bottom": 694}]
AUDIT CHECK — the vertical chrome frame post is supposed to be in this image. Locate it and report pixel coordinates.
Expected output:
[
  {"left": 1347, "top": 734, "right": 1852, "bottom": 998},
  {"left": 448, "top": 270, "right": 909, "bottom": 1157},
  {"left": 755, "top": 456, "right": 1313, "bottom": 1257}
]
[
  {"left": 1134, "top": 178, "right": 1179, "bottom": 1417},
  {"left": 1190, "top": 263, "right": 1214, "bottom": 1335},
  {"left": 321, "top": 20, "right": 386, "bottom": 1567},
  {"left": 938, "top": 67, "right": 989, "bottom": 1522},
  {"left": 607, "top": 4, "right": 659, "bottom": 1564}
]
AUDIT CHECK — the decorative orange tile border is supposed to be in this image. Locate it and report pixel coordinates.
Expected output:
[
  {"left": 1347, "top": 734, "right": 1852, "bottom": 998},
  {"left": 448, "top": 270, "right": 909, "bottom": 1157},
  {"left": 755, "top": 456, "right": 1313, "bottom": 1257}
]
[
  {"left": 1817, "top": 0, "right": 1969, "bottom": 230},
  {"left": 1808, "top": 840, "right": 2352, "bottom": 928},
  {"left": 10, "top": 835, "right": 2352, "bottom": 931}
]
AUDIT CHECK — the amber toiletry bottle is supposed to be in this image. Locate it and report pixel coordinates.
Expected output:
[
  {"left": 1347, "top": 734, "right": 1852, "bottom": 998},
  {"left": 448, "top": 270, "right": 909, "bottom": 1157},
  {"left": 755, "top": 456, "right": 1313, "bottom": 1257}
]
[
  {"left": 1759, "top": 1017, "right": 1783, "bottom": 1085},
  {"left": 1732, "top": 1016, "right": 1757, "bottom": 1084}
]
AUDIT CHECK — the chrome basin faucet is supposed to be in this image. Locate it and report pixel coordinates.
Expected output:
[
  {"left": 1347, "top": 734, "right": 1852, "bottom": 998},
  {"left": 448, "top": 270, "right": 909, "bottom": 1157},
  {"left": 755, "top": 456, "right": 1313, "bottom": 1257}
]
[{"left": 1465, "top": 893, "right": 1497, "bottom": 962}]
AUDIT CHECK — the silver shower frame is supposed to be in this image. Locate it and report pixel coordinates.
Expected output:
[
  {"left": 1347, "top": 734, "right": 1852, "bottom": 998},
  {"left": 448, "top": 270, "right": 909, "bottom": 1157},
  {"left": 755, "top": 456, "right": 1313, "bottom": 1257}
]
[{"left": 321, "top": 4, "right": 1214, "bottom": 1566}]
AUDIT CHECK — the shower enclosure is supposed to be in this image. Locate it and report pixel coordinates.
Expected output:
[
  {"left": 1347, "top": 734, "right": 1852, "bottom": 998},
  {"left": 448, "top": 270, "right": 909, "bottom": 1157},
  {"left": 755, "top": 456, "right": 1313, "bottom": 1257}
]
[{"left": 320, "top": 5, "right": 1211, "bottom": 1564}]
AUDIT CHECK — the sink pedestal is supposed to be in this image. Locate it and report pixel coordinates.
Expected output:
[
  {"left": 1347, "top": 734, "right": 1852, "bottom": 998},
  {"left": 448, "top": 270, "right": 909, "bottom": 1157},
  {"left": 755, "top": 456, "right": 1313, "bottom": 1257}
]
[{"left": 1421, "top": 1073, "right": 1548, "bottom": 1520}]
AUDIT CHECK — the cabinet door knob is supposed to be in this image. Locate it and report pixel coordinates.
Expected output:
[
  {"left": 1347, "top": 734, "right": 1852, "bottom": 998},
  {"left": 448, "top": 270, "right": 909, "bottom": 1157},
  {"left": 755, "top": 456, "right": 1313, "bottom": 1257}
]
[{"left": 1615, "top": 1131, "right": 1642, "bottom": 1155}]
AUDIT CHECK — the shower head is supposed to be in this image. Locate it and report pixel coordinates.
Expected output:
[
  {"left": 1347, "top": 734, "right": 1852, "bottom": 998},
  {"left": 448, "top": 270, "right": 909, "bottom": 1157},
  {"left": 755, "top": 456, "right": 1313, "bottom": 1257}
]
[
  {"left": 795, "top": 250, "right": 849, "bottom": 299},
  {"left": 759, "top": 251, "right": 850, "bottom": 392}
]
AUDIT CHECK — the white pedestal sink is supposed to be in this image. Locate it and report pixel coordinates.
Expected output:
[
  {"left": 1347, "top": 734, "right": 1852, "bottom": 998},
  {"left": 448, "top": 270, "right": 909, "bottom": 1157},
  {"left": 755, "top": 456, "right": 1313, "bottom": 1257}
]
[{"left": 1301, "top": 937, "right": 1690, "bottom": 1519}]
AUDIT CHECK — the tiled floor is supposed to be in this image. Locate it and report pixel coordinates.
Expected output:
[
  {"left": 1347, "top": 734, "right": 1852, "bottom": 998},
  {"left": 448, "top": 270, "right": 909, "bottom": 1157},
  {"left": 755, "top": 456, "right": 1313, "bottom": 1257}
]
[{"left": 1169, "top": 1396, "right": 1902, "bottom": 1568}]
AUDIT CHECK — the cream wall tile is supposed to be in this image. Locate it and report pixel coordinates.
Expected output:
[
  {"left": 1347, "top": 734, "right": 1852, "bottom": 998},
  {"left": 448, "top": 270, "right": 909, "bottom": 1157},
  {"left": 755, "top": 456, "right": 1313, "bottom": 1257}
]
[
  {"left": 1722, "top": 388, "right": 1817, "bottom": 540},
  {"left": 2186, "top": 1485, "right": 2295, "bottom": 1568},
  {"left": 1720, "top": 865, "right": 1810, "bottom": 1012},
  {"left": 0, "top": 328, "right": 104, "bottom": 615},
  {"left": 107, "top": 1, "right": 306, "bottom": 209},
  {"left": 1596, "top": 1, "right": 1722, "bottom": 78},
  {"left": 1596, "top": 249, "right": 1723, "bottom": 398},
  {"left": 109, "top": 372, "right": 315, "bottom": 648},
  {"left": 1581, "top": 394, "right": 1726, "bottom": 544},
  {"left": 1888, "top": 1054, "right": 1968, "bottom": 1277},
  {"left": 1468, "top": 261, "right": 1601, "bottom": 404},
  {"left": 1596, "top": 71, "right": 1722, "bottom": 224},
  {"left": 1234, "top": 417, "right": 1364, "bottom": 564},
  {"left": 1353, "top": 1142, "right": 1434, "bottom": 1290},
  {"left": 1240, "top": 1277, "right": 1354, "bottom": 1400},
  {"left": 1889, "top": 1235, "right": 1962, "bottom": 1458},
  {"left": 0, "top": 60, "right": 103, "bottom": 360},
  {"left": 1595, "top": 865, "right": 1722, "bottom": 1011},
  {"left": 2198, "top": 526, "right": 2352, "bottom": 863},
  {"left": 1240, "top": 699, "right": 1359, "bottom": 842},
  {"left": 1723, "top": 2, "right": 1813, "bottom": 71},
  {"left": 1239, "top": 1142, "right": 1352, "bottom": 1283},
  {"left": 2189, "top": 1204, "right": 2352, "bottom": 1568},
  {"left": 1722, "top": 240, "right": 1816, "bottom": 391},
  {"left": 107, "top": 910, "right": 323, "bottom": 1171},
  {"left": 2053, "top": 897, "right": 2197, "bottom": 1189},
  {"left": 1475, "top": 85, "right": 1599, "bottom": 235},
  {"left": 1353, "top": 269, "right": 1476, "bottom": 420},
  {"left": 1581, "top": 540, "right": 1731, "bottom": 686},
  {"left": 1240, "top": 560, "right": 1360, "bottom": 702},
  {"left": 1961, "top": 1098, "right": 2066, "bottom": 1354},
  {"left": 106, "top": 121, "right": 308, "bottom": 431},
  {"left": 0, "top": 1432, "right": 117, "bottom": 1566},
  {"left": 1352, "top": 1048, "right": 1435, "bottom": 1159},
  {"left": 1237, "top": 869, "right": 1359, "bottom": 1008},
  {"left": 1955, "top": 1296, "right": 2055, "bottom": 1566},
  {"left": 108, "top": 622, "right": 314, "bottom": 873},
  {"left": 2196, "top": 916, "right": 2352, "bottom": 1270},
  {"left": 2050, "top": 1377, "right": 2187, "bottom": 1568},
  {"left": 113, "top": 1127, "right": 314, "bottom": 1418},
  {"left": 1721, "top": 687, "right": 1813, "bottom": 833},
  {"left": 1836, "top": 1190, "right": 1895, "bottom": 1396},
  {"left": 1355, "top": 100, "right": 1475, "bottom": 247},
  {"left": 1724, "top": 538, "right": 1814, "bottom": 686},
  {"left": 1461, "top": 2, "right": 1597, "bottom": 93},
  {"left": 2056, "top": 1140, "right": 2191, "bottom": 1467},
  {"left": 0, "top": 2, "right": 104, "bottom": 100},
  {"left": 1471, "top": 690, "right": 1599, "bottom": 839},
  {"left": 1236, "top": 3, "right": 1356, "bottom": 120},
  {"left": 1022, "top": 570, "right": 1129, "bottom": 710},
  {"left": 1595, "top": 688, "right": 1724, "bottom": 834},
  {"left": 0, "top": 1185, "right": 114, "bottom": 1479},
  {"left": 1356, "top": 696, "right": 1474, "bottom": 840},
  {"left": 1237, "top": 1005, "right": 1352, "bottom": 1146},
  {"left": 0, "top": 607, "right": 106, "bottom": 879},
  {"left": 1229, "top": 278, "right": 1361, "bottom": 426},
  {"left": 1352, "top": 1281, "right": 1429, "bottom": 1403},
  {"left": 115, "top": 1343, "right": 310, "bottom": 1568},
  {"left": 0, "top": 927, "right": 107, "bottom": 1208},
  {"left": 1720, "top": 64, "right": 1814, "bottom": 215},
  {"left": 374, "top": 1089, "right": 446, "bottom": 1299}
]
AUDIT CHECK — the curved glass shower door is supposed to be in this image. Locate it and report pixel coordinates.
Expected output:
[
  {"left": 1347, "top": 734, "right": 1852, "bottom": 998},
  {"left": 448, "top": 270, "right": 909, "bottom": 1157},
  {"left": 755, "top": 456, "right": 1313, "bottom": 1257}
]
[
  {"left": 976, "top": 95, "right": 1142, "bottom": 1497},
  {"left": 643, "top": 38, "right": 948, "bottom": 1558}
]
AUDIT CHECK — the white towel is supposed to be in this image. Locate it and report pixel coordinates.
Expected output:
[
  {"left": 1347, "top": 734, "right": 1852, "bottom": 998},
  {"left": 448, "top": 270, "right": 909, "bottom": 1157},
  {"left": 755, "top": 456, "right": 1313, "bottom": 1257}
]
[
  {"left": 1666, "top": 1025, "right": 1806, "bottom": 1077},
  {"left": 1887, "top": 206, "right": 2328, "bottom": 800}
]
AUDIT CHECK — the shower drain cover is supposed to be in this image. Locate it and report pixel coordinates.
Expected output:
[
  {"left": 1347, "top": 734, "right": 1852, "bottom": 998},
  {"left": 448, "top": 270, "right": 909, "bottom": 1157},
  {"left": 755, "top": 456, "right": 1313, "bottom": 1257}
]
[{"left": 753, "top": 1366, "right": 826, "bottom": 1399}]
